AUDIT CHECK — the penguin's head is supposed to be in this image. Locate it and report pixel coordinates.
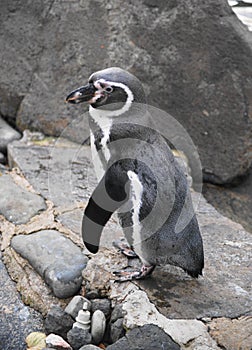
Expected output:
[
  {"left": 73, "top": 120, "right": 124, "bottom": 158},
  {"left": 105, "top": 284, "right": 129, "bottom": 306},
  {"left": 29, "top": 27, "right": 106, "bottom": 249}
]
[{"left": 66, "top": 67, "right": 146, "bottom": 115}]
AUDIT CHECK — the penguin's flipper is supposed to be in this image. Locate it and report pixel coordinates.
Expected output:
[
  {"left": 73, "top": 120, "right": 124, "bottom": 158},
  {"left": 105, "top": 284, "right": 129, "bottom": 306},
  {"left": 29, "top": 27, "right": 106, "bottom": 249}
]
[
  {"left": 82, "top": 168, "right": 129, "bottom": 254},
  {"left": 113, "top": 264, "right": 155, "bottom": 282},
  {"left": 113, "top": 238, "right": 138, "bottom": 258}
]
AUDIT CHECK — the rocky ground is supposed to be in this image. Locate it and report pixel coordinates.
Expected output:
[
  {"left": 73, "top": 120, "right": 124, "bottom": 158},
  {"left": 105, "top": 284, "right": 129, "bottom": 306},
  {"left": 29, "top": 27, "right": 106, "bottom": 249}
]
[{"left": 0, "top": 131, "right": 251, "bottom": 350}]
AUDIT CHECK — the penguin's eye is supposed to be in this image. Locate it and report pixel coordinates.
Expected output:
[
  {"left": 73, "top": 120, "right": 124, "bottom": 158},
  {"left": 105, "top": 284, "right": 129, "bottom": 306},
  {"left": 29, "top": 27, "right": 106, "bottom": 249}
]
[{"left": 105, "top": 86, "right": 113, "bottom": 93}]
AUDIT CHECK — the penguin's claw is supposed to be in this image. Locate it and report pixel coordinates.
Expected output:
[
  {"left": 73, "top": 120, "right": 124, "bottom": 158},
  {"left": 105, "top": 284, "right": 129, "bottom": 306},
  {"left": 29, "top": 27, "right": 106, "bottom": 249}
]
[
  {"left": 112, "top": 238, "right": 138, "bottom": 258},
  {"left": 113, "top": 264, "right": 155, "bottom": 282}
]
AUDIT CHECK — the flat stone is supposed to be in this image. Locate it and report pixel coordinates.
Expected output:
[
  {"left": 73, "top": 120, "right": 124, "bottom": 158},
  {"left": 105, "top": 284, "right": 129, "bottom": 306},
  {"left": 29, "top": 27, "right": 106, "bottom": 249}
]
[
  {"left": 0, "top": 173, "right": 46, "bottom": 224},
  {"left": 208, "top": 316, "right": 252, "bottom": 350},
  {"left": 0, "top": 251, "right": 44, "bottom": 350},
  {"left": 11, "top": 230, "right": 88, "bottom": 298},
  {"left": 8, "top": 132, "right": 96, "bottom": 207},
  {"left": 0, "top": 117, "right": 21, "bottom": 153},
  {"left": 44, "top": 306, "right": 74, "bottom": 340},
  {"left": 106, "top": 324, "right": 181, "bottom": 350}
]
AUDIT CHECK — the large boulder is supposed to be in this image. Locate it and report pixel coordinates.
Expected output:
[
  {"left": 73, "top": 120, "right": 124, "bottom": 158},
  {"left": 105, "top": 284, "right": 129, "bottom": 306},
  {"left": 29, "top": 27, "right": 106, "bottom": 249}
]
[
  {"left": 0, "top": 0, "right": 50, "bottom": 122},
  {"left": 1, "top": 0, "right": 252, "bottom": 184}
]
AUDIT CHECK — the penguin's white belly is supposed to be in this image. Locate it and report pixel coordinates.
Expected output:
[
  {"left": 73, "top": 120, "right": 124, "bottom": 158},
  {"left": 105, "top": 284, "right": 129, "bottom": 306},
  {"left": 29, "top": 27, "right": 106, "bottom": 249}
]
[
  {"left": 127, "top": 171, "right": 147, "bottom": 262},
  {"left": 90, "top": 131, "right": 105, "bottom": 182}
]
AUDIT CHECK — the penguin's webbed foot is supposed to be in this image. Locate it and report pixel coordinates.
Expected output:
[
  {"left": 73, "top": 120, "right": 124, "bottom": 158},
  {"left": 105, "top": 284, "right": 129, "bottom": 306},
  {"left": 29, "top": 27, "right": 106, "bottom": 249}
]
[
  {"left": 112, "top": 238, "right": 138, "bottom": 258},
  {"left": 113, "top": 264, "right": 155, "bottom": 282}
]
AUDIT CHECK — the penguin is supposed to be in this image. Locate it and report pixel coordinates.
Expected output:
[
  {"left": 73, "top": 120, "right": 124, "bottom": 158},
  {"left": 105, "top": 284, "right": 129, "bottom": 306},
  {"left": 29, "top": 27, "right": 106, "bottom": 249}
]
[{"left": 66, "top": 67, "right": 204, "bottom": 281}]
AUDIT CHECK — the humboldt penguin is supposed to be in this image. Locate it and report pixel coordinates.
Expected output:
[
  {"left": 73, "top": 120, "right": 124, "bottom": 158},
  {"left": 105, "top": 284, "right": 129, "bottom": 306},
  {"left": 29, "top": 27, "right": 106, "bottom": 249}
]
[{"left": 66, "top": 67, "right": 204, "bottom": 281}]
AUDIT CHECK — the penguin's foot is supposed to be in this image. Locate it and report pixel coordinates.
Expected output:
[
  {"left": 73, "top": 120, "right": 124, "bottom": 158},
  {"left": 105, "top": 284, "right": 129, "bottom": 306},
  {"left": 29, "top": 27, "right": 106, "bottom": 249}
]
[
  {"left": 112, "top": 238, "right": 138, "bottom": 258},
  {"left": 113, "top": 264, "right": 155, "bottom": 282}
]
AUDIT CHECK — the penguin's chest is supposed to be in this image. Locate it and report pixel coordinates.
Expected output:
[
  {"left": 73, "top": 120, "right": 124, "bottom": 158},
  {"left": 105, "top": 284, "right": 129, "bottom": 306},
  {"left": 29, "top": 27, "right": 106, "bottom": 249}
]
[{"left": 90, "top": 120, "right": 112, "bottom": 181}]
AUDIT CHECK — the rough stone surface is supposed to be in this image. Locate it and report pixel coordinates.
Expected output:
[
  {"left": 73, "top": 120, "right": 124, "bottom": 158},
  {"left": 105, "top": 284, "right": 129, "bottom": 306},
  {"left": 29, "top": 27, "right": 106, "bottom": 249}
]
[
  {"left": 0, "top": 116, "right": 21, "bottom": 153},
  {"left": 91, "top": 310, "right": 106, "bottom": 344},
  {"left": 65, "top": 296, "right": 91, "bottom": 320},
  {"left": 120, "top": 290, "right": 220, "bottom": 349},
  {"left": 110, "top": 318, "right": 125, "bottom": 343},
  {"left": 8, "top": 132, "right": 96, "bottom": 207},
  {"left": 67, "top": 327, "right": 92, "bottom": 350},
  {"left": 106, "top": 324, "right": 181, "bottom": 350},
  {"left": 208, "top": 316, "right": 252, "bottom": 350},
  {"left": 0, "top": 173, "right": 46, "bottom": 224},
  {"left": 0, "top": 1, "right": 249, "bottom": 184},
  {"left": 91, "top": 298, "right": 111, "bottom": 318},
  {"left": 0, "top": 251, "right": 44, "bottom": 350},
  {"left": 44, "top": 306, "right": 74, "bottom": 340},
  {"left": 11, "top": 230, "right": 88, "bottom": 298}
]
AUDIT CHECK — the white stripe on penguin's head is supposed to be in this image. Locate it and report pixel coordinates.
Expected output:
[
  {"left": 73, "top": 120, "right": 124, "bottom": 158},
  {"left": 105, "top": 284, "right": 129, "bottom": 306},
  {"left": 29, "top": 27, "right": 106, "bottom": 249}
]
[{"left": 89, "top": 79, "right": 134, "bottom": 118}]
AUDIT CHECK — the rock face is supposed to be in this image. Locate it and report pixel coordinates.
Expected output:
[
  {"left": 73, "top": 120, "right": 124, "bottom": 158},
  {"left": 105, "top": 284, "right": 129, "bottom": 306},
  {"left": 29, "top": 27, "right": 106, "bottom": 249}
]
[
  {"left": 11, "top": 230, "right": 88, "bottom": 298},
  {"left": 0, "top": 1, "right": 251, "bottom": 183}
]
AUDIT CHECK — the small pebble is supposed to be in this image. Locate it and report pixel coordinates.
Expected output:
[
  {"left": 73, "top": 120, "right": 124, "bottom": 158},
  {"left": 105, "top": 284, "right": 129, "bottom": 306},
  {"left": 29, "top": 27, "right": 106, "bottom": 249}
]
[
  {"left": 79, "top": 345, "right": 101, "bottom": 350},
  {"left": 91, "top": 310, "right": 106, "bottom": 345},
  {"left": 110, "top": 318, "right": 125, "bottom": 343},
  {"left": 91, "top": 298, "right": 111, "bottom": 318},
  {"left": 67, "top": 327, "right": 92, "bottom": 350},
  {"left": 44, "top": 306, "right": 74, "bottom": 340},
  {"left": 46, "top": 333, "right": 72, "bottom": 349}
]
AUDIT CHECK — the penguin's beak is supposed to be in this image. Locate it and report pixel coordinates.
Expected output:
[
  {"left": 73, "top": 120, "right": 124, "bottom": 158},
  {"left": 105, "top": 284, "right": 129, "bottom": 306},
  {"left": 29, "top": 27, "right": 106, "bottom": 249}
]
[{"left": 65, "top": 83, "right": 96, "bottom": 104}]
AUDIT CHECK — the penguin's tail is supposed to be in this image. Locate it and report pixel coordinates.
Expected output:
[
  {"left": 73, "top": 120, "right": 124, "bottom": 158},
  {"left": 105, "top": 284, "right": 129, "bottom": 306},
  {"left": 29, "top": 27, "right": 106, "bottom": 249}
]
[{"left": 184, "top": 267, "right": 203, "bottom": 278}]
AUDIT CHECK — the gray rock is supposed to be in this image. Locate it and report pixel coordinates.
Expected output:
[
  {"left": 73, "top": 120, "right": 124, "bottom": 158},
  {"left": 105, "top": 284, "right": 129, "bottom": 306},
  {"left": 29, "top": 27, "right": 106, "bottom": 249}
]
[
  {"left": 0, "top": 251, "right": 44, "bottom": 350},
  {"left": 0, "top": 173, "right": 46, "bottom": 224},
  {"left": 67, "top": 327, "right": 92, "bottom": 350},
  {"left": 91, "top": 310, "right": 106, "bottom": 345},
  {"left": 110, "top": 304, "right": 125, "bottom": 323},
  {"left": 110, "top": 304, "right": 126, "bottom": 343},
  {"left": 91, "top": 298, "right": 111, "bottom": 318},
  {"left": 11, "top": 230, "right": 88, "bottom": 298},
  {"left": 44, "top": 306, "right": 74, "bottom": 340},
  {"left": 65, "top": 296, "right": 91, "bottom": 320},
  {"left": 0, "top": 117, "right": 21, "bottom": 153},
  {"left": 106, "top": 324, "right": 180, "bottom": 350},
  {"left": 110, "top": 318, "right": 125, "bottom": 343}
]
